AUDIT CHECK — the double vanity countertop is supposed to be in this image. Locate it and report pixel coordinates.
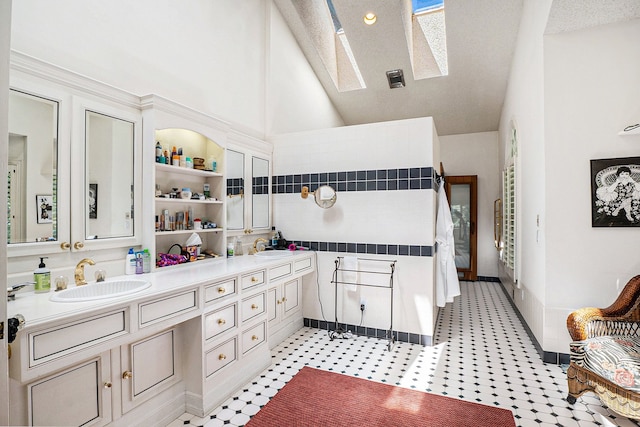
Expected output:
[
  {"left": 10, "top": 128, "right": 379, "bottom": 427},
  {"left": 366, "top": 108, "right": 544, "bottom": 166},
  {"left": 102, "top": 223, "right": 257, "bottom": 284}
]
[{"left": 8, "top": 251, "right": 314, "bottom": 330}]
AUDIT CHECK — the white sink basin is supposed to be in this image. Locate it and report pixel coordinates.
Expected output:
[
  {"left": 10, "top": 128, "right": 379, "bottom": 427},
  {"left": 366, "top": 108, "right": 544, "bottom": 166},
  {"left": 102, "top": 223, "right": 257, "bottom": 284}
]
[
  {"left": 254, "top": 250, "right": 294, "bottom": 259},
  {"left": 50, "top": 279, "right": 151, "bottom": 302}
]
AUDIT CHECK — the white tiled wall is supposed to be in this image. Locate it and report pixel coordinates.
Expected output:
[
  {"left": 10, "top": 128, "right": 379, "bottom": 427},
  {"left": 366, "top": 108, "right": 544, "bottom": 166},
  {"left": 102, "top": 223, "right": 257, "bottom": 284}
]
[{"left": 271, "top": 118, "right": 439, "bottom": 338}]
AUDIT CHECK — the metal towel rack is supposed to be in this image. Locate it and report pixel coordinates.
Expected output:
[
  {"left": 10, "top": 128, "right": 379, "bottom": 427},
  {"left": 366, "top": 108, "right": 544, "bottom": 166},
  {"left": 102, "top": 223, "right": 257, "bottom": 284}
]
[{"left": 329, "top": 256, "right": 397, "bottom": 351}]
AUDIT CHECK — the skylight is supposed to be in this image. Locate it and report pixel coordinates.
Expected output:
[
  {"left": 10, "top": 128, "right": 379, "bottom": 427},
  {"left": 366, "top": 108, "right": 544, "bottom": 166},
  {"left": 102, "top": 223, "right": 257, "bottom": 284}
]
[
  {"left": 413, "top": 0, "right": 444, "bottom": 14},
  {"left": 326, "top": 0, "right": 343, "bottom": 33}
]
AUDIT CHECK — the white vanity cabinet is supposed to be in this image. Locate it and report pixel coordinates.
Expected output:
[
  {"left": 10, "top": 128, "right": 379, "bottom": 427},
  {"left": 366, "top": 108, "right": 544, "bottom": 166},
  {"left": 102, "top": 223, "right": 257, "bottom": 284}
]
[
  {"left": 9, "top": 253, "right": 315, "bottom": 426},
  {"left": 226, "top": 133, "right": 273, "bottom": 236},
  {"left": 268, "top": 279, "right": 302, "bottom": 348},
  {"left": 118, "top": 328, "right": 181, "bottom": 414},
  {"left": 28, "top": 352, "right": 112, "bottom": 427},
  {"left": 267, "top": 257, "right": 312, "bottom": 347}
]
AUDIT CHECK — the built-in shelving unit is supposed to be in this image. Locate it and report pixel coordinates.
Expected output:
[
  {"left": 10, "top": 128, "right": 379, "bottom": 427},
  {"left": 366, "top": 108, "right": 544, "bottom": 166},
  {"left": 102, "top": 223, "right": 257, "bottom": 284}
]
[{"left": 154, "top": 161, "right": 225, "bottom": 263}]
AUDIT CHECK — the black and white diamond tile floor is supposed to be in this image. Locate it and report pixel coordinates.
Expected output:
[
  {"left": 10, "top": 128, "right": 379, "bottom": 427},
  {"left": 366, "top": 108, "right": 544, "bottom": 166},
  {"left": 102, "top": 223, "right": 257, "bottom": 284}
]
[{"left": 168, "top": 281, "right": 640, "bottom": 427}]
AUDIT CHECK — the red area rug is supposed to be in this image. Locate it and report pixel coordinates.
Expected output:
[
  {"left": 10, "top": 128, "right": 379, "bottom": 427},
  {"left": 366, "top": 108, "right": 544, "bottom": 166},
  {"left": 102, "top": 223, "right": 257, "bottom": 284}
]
[{"left": 246, "top": 367, "right": 516, "bottom": 427}]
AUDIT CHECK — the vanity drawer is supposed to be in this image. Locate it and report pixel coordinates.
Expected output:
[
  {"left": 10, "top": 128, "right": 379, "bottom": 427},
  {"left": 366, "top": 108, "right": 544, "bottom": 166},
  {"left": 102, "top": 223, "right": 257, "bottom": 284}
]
[
  {"left": 139, "top": 289, "right": 197, "bottom": 327},
  {"left": 205, "top": 337, "right": 237, "bottom": 378},
  {"left": 241, "top": 292, "right": 265, "bottom": 323},
  {"left": 241, "top": 270, "right": 265, "bottom": 290},
  {"left": 204, "top": 278, "right": 236, "bottom": 304},
  {"left": 269, "top": 263, "right": 292, "bottom": 281},
  {"left": 204, "top": 304, "right": 237, "bottom": 341},
  {"left": 294, "top": 256, "right": 312, "bottom": 273},
  {"left": 242, "top": 321, "right": 266, "bottom": 354},
  {"left": 30, "top": 309, "right": 127, "bottom": 367}
]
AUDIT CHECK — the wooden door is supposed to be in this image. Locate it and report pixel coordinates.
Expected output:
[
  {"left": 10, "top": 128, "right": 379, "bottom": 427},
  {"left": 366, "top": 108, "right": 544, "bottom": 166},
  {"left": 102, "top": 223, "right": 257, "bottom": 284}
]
[{"left": 445, "top": 176, "right": 478, "bottom": 281}]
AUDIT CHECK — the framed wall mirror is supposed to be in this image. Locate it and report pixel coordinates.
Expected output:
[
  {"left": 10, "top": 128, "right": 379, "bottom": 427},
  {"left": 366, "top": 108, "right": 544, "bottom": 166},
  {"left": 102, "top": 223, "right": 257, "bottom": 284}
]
[
  {"left": 7, "top": 89, "right": 59, "bottom": 245},
  {"left": 226, "top": 149, "right": 245, "bottom": 230},
  {"left": 85, "top": 110, "right": 135, "bottom": 240},
  {"left": 252, "top": 156, "right": 269, "bottom": 229}
]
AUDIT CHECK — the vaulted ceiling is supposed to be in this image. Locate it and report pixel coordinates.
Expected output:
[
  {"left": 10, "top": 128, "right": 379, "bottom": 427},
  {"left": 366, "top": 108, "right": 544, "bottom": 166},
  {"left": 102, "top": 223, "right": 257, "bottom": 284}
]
[
  {"left": 274, "top": 0, "right": 640, "bottom": 136},
  {"left": 274, "top": 0, "right": 523, "bottom": 136}
]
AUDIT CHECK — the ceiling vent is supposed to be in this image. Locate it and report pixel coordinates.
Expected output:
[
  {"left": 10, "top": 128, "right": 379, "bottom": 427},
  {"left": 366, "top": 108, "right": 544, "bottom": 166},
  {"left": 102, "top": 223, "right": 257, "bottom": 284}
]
[{"left": 386, "top": 69, "right": 405, "bottom": 89}]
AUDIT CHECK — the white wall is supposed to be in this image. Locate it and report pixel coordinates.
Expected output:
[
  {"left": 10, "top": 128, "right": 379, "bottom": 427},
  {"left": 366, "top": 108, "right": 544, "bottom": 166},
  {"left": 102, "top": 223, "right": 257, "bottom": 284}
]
[
  {"left": 271, "top": 118, "right": 438, "bottom": 340},
  {"left": 543, "top": 18, "right": 640, "bottom": 353},
  {"left": 10, "top": 0, "right": 343, "bottom": 138},
  {"left": 497, "top": 0, "right": 552, "bottom": 352},
  {"left": 440, "top": 131, "right": 500, "bottom": 278},
  {"left": 499, "top": 0, "right": 640, "bottom": 355}
]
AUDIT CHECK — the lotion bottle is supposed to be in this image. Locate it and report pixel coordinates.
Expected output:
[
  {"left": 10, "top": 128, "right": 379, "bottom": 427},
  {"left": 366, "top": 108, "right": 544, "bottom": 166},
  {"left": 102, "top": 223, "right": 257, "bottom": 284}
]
[
  {"left": 34, "top": 257, "right": 51, "bottom": 293},
  {"left": 125, "top": 248, "right": 136, "bottom": 275}
]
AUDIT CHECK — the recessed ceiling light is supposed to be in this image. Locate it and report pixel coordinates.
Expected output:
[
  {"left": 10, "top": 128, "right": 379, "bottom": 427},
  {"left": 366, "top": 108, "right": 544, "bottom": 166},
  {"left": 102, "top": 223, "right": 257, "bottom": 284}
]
[{"left": 363, "top": 12, "right": 377, "bottom": 25}]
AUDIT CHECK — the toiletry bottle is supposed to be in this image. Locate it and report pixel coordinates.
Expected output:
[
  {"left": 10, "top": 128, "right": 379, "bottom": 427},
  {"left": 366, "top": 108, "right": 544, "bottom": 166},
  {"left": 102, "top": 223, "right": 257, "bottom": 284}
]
[
  {"left": 135, "top": 252, "right": 143, "bottom": 274},
  {"left": 34, "top": 257, "right": 51, "bottom": 293},
  {"left": 227, "top": 243, "right": 234, "bottom": 257},
  {"left": 271, "top": 229, "right": 279, "bottom": 247},
  {"left": 155, "top": 141, "right": 162, "bottom": 163},
  {"left": 143, "top": 249, "right": 151, "bottom": 273},
  {"left": 234, "top": 237, "right": 243, "bottom": 256},
  {"left": 126, "top": 248, "right": 136, "bottom": 275}
]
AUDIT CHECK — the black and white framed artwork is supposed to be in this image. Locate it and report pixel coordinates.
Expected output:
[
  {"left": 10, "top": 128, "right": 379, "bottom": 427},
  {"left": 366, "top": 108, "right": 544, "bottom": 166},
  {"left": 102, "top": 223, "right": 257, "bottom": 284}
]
[{"left": 591, "top": 157, "right": 640, "bottom": 227}]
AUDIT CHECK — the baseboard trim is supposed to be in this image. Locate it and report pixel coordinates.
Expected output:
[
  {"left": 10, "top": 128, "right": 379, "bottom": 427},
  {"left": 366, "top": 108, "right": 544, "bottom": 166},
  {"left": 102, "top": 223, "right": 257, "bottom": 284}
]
[
  {"left": 496, "top": 281, "right": 570, "bottom": 365},
  {"left": 303, "top": 318, "right": 432, "bottom": 346}
]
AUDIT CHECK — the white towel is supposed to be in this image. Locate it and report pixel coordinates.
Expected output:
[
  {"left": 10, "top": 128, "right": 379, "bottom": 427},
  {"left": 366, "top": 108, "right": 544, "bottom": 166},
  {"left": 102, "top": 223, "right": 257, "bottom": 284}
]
[{"left": 341, "top": 256, "right": 359, "bottom": 292}]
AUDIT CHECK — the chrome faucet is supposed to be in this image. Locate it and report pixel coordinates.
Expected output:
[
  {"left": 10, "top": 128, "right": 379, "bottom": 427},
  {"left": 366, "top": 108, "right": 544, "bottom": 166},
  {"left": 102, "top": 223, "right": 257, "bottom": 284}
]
[{"left": 74, "top": 258, "right": 96, "bottom": 286}]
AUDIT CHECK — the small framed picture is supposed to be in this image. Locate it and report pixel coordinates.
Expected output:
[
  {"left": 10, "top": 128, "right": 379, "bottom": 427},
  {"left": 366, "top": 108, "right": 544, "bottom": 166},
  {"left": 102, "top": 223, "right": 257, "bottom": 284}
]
[
  {"left": 591, "top": 156, "right": 640, "bottom": 227},
  {"left": 89, "top": 183, "right": 98, "bottom": 219},
  {"left": 36, "top": 195, "right": 53, "bottom": 224}
]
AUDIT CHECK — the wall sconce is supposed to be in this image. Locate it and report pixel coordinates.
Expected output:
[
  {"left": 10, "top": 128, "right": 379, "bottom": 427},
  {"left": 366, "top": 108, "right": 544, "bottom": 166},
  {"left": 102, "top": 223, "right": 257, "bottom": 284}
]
[{"left": 301, "top": 185, "right": 337, "bottom": 209}]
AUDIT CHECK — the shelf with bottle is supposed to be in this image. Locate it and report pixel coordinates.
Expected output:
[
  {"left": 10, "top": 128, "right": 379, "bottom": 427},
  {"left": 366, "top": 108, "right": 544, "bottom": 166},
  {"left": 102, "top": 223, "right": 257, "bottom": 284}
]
[
  {"left": 155, "top": 197, "right": 223, "bottom": 205},
  {"left": 155, "top": 228, "right": 223, "bottom": 236},
  {"left": 155, "top": 162, "right": 222, "bottom": 178}
]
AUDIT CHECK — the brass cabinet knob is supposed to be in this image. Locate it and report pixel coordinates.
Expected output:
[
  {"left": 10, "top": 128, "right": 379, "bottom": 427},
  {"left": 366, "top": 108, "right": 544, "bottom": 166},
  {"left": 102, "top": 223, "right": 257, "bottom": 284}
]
[
  {"left": 251, "top": 335, "right": 258, "bottom": 341},
  {"left": 122, "top": 371, "right": 133, "bottom": 380},
  {"left": 218, "top": 318, "right": 226, "bottom": 325},
  {"left": 277, "top": 299, "right": 282, "bottom": 305},
  {"left": 282, "top": 297, "right": 287, "bottom": 303},
  {"left": 218, "top": 287, "right": 226, "bottom": 294},
  {"left": 218, "top": 354, "right": 227, "bottom": 361},
  {"left": 74, "top": 242, "right": 84, "bottom": 250},
  {"left": 104, "top": 382, "right": 112, "bottom": 389},
  {"left": 60, "top": 242, "right": 71, "bottom": 250},
  {"left": 251, "top": 277, "right": 258, "bottom": 283},
  {"left": 251, "top": 304, "right": 258, "bottom": 310}
]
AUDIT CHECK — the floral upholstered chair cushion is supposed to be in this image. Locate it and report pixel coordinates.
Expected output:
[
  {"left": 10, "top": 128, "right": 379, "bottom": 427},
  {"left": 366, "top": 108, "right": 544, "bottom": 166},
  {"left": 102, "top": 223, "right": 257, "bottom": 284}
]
[{"left": 571, "top": 335, "right": 640, "bottom": 392}]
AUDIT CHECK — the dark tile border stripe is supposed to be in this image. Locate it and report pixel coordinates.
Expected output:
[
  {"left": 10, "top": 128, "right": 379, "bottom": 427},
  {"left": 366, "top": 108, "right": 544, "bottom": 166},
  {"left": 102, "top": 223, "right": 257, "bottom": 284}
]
[
  {"left": 290, "top": 241, "right": 433, "bottom": 257},
  {"left": 273, "top": 166, "right": 434, "bottom": 194},
  {"left": 304, "top": 318, "right": 432, "bottom": 346}
]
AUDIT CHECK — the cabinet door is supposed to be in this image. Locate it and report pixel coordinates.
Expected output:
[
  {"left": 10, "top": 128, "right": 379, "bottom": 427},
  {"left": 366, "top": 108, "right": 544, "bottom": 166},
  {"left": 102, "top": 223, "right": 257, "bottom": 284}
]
[
  {"left": 71, "top": 97, "right": 142, "bottom": 252},
  {"left": 120, "top": 329, "right": 180, "bottom": 413},
  {"left": 283, "top": 279, "right": 301, "bottom": 317},
  {"left": 226, "top": 144, "right": 272, "bottom": 235},
  {"left": 29, "top": 353, "right": 112, "bottom": 427},
  {"left": 267, "top": 286, "right": 280, "bottom": 325}
]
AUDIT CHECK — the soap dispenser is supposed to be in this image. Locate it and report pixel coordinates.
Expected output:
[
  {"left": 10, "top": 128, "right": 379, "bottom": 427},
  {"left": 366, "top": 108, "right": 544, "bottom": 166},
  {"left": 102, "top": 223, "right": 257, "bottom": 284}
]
[
  {"left": 234, "top": 237, "right": 244, "bottom": 256},
  {"left": 34, "top": 257, "right": 51, "bottom": 293}
]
